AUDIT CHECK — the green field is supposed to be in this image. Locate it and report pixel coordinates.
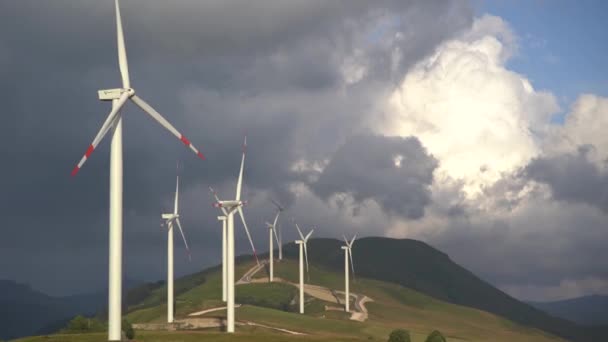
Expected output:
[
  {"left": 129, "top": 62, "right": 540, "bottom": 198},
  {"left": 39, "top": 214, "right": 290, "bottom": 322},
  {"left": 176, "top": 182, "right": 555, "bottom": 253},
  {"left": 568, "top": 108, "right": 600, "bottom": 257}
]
[{"left": 17, "top": 258, "right": 566, "bottom": 342}]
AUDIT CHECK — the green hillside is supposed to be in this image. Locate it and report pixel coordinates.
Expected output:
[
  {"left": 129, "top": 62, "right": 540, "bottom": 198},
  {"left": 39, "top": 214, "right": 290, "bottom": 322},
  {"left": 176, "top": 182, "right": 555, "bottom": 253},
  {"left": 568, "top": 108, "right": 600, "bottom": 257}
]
[
  {"left": 16, "top": 237, "right": 598, "bottom": 342},
  {"left": 279, "top": 237, "right": 606, "bottom": 341},
  {"left": 110, "top": 254, "right": 565, "bottom": 341}
]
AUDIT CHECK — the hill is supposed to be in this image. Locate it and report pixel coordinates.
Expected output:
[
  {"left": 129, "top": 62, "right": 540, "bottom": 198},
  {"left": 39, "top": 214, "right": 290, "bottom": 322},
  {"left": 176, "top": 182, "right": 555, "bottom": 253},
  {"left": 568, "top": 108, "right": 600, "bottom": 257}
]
[
  {"left": 0, "top": 280, "right": 104, "bottom": 340},
  {"left": 278, "top": 237, "right": 606, "bottom": 341},
  {"left": 528, "top": 295, "right": 608, "bottom": 326},
  {"left": 109, "top": 249, "right": 567, "bottom": 341}
]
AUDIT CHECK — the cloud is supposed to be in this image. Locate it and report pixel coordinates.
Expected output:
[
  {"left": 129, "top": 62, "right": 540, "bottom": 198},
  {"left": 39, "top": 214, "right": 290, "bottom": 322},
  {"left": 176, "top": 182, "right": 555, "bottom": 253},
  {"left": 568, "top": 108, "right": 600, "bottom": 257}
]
[
  {"left": 525, "top": 146, "right": 608, "bottom": 212},
  {"left": 309, "top": 135, "right": 438, "bottom": 219},
  {"left": 382, "top": 15, "right": 559, "bottom": 195}
]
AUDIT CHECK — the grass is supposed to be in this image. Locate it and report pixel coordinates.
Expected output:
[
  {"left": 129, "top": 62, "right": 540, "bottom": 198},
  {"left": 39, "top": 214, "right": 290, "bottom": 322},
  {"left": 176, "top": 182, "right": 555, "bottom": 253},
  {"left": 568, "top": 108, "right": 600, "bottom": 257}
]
[{"left": 24, "top": 258, "right": 566, "bottom": 342}]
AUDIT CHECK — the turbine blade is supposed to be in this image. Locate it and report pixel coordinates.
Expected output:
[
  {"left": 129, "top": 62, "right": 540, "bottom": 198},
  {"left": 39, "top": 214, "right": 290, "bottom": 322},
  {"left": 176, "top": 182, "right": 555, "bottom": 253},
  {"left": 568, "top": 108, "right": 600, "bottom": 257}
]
[
  {"left": 270, "top": 198, "right": 284, "bottom": 211},
  {"left": 272, "top": 211, "right": 280, "bottom": 229},
  {"left": 236, "top": 136, "right": 246, "bottom": 201},
  {"left": 71, "top": 93, "right": 129, "bottom": 176},
  {"left": 305, "top": 229, "right": 314, "bottom": 242},
  {"left": 295, "top": 224, "right": 304, "bottom": 240},
  {"left": 131, "top": 95, "right": 205, "bottom": 160},
  {"left": 273, "top": 224, "right": 280, "bottom": 246},
  {"left": 114, "top": 0, "right": 130, "bottom": 88},
  {"left": 343, "top": 235, "right": 349, "bottom": 245},
  {"left": 175, "top": 218, "right": 191, "bottom": 261},
  {"left": 238, "top": 206, "right": 259, "bottom": 265},
  {"left": 304, "top": 243, "right": 309, "bottom": 276},
  {"left": 209, "top": 187, "right": 228, "bottom": 216},
  {"left": 174, "top": 175, "right": 179, "bottom": 214},
  {"left": 349, "top": 234, "right": 357, "bottom": 248},
  {"left": 349, "top": 249, "right": 355, "bottom": 281}
]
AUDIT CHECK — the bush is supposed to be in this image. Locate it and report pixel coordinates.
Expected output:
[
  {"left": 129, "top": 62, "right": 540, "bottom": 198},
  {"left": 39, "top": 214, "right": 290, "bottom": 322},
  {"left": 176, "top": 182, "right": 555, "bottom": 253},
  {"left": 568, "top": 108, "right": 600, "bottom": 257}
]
[
  {"left": 388, "top": 329, "right": 411, "bottom": 342},
  {"left": 122, "top": 319, "right": 135, "bottom": 340},
  {"left": 425, "top": 330, "right": 447, "bottom": 342},
  {"left": 62, "top": 315, "right": 106, "bottom": 333}
]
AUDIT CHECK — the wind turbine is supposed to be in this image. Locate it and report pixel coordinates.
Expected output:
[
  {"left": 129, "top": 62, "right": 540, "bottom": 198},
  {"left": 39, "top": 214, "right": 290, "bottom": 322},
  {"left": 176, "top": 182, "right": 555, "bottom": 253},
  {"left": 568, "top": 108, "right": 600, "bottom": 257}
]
[
  {"left": 210, "top": 137, "right": 258, "bottom": 333},
  {"left": 341, "top": 235, "right": 356, "bottom": 312},
  {"left": 161, "top": 173, "right": 191, "bottom": 323},
  {"left": 295, "top": 224, "right": 314, "bottom": 314},
  {"left": 270, "top": 199, "right": 285, "bottom": 261},
  {"left": 265, "top": 201, "right": 284, "bottom": 282},
  {"left": 70, "top": 1, "right": 204, "bottom": 340}
]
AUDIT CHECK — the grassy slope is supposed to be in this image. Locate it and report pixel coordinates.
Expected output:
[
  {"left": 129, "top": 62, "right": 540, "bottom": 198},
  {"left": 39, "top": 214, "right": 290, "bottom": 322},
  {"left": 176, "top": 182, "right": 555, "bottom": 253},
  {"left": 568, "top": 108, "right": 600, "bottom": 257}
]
[
  {"left": 282, "top": 237, "right": 596, "bottom": 341},
  {"left": 118, "top": 258, "right": 564, "bottom": 342}
]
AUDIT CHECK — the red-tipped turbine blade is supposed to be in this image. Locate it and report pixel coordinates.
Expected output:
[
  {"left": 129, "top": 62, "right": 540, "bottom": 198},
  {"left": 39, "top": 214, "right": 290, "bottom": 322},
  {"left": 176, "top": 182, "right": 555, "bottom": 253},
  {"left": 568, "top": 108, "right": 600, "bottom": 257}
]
[
  {"left": 71, "top": 92, "right": 129, "bottom": 176},
  {"left": 130, "top": 95, "right": 205, "bottom": 160}
]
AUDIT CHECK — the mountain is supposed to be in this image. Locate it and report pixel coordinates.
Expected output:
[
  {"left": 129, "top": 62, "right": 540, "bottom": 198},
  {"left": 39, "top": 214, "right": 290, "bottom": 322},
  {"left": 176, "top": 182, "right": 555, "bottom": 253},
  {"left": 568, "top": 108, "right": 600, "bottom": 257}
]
[
  {"left": 0, "top": 278, "right": 144, "bottom": 340},
  {"left": 278, "top": 237, "right": 606, "bottom": 342},
  {"left": 528, "top": 295, "right": 608, "bottom": 326}
]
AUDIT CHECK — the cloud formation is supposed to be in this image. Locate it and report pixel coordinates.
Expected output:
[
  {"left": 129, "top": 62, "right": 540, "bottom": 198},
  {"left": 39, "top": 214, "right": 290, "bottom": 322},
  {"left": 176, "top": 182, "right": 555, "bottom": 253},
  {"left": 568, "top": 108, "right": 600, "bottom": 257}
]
[{"left": 310, "top": 135, "right": 438, "bottom": 219}]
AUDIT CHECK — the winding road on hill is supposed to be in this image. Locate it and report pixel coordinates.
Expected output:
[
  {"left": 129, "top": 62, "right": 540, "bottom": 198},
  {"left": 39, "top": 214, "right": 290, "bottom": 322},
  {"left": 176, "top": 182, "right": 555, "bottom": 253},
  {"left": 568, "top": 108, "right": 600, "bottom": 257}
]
[{"left": 237, "top": 260, "right": 373, "bottom": 322}]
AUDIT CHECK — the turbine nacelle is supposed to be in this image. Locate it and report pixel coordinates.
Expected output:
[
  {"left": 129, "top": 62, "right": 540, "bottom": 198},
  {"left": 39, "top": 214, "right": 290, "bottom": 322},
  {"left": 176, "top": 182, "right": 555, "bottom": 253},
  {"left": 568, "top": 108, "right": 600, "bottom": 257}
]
[
  {"left": 213, "top": 200, "right": 244, "bottom": 211},
  {"left": 98, "top": 87, "right": 135, "bottom": 101},
  {"left": 162, "top": 213, "right": 179, "bottom": 221}
]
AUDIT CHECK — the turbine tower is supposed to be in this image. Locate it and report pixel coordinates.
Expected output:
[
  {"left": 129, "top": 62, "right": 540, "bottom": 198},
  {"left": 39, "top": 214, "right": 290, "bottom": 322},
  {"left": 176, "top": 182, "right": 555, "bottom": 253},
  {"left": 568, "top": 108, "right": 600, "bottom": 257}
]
[
  {"left": 161, "top": 173, "right": 191, "bottom": 323},
  {"left": 70, "top": 1, "right": 204, "bottom": 340},
  {"left": 265, "top": 201, "right": 283, "bottom": 281},
  {"left": 342, "top": 235, "right": 356, "bottom": 312},
  {"left": 211, "top": 137, "right": 258, "bottom": 333},
  {"left": 295, "top": 224, "right": 314, "bottom": 314},
  {"left": 217, "top": 215, "right": 227, "bottom": 302}
]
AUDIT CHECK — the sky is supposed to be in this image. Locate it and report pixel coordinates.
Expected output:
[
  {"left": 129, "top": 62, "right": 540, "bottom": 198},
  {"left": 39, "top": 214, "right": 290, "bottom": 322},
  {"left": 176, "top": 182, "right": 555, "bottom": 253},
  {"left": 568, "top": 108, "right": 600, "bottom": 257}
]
[{"left": 0, "top": 0, "right": 606, "bottom": 302}]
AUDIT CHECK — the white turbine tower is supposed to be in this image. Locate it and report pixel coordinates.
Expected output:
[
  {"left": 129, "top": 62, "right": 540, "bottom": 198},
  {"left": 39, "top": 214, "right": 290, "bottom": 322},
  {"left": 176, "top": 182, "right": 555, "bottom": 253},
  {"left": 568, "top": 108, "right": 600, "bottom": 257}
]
[
  {"left": 342, "top": 235, "right": 356, "bottom": 312},
  {"left": 295, "top": 224, "right": 314, "bottom": 314},
  {"left": 70, "top": 1, "right": 204, "bottom": 340},
  {"left": 265, "top": 201, "right": 284, "bottom": 281},
  {"left": 217, "top": 215, "right": 227, "bottom": 302},
  {"left": 210, "top": 137, "right": 258, "bottom": 333},
  {"left": 161, "top": 173, "right": 191, "bottom": 323}
]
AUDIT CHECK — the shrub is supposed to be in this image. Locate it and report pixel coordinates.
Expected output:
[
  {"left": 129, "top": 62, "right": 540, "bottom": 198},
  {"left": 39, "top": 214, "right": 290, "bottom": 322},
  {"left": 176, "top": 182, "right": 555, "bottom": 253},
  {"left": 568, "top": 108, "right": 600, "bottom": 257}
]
[
  {"left": 62, "top": 315, "right": 106, "bottom": 333},
  {"left": 425, "top": 330, "right": 447, "bottom": 342},
  {"left": 122, "top": 319, "right": 135, "bottom": 340},
  {"left": 388, "top": 329, "right": 411, "bottom": 342}
]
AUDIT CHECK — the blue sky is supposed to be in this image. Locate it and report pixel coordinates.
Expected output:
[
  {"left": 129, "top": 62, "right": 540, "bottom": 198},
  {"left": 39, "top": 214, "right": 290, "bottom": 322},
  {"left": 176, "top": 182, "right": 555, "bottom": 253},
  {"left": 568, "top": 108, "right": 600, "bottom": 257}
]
[{"left": 476, "top": 0, "right": 607, "bottom": 121}]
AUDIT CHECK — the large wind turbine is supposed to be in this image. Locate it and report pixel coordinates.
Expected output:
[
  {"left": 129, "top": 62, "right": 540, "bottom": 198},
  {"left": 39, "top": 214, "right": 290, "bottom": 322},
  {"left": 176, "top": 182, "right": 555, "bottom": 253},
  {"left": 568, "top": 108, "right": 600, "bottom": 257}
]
[
  {"left": 265, "top": 201, "right": 283, "bottom": 282},
  {"left": 161, "top": 174, "right": 191, "bottom": 323},
  {"left": 295, "top": 224, "right": 314, "bottom": 314},
  {"left": 341, "top": 235, "right": 356, "bottom": 312},
  {"left": 70, "top": 1, "right": 204, "bottom": 340},
  {"left": 211, "top": 137, "right": 257, "bottom": 333}
]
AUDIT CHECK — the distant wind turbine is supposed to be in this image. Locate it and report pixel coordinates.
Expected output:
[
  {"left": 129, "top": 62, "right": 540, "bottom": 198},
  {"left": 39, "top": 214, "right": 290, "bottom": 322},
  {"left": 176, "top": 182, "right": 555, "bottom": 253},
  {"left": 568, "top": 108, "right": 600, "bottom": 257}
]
[
  {"left": 295, "top": 224, "right": 314, "bottom": 314},
  {"left": 270, "top": 199, "right": 285, "bottom": 260},
  {"left": 342, "top": 235, "right": 356, "bottom": 312},
  {"left": 265, "top": 200, "right": 284, "bottom": 281},
  {"left": 210, "top": 136, "right": 257, "bottom": 333},
  {"left": 70, "top": 0, "right": 204, "bottom": 340},
  {"left": 161, "top": 173, "right": 191, "bottom": 323}
]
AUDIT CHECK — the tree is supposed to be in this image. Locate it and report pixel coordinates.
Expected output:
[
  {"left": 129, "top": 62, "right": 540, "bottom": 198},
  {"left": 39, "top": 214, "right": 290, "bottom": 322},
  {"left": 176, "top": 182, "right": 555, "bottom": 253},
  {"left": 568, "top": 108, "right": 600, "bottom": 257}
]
[
  {"left": 122, "top": 319, "right": 135, "bottom": 340},
  {"left": 425, "top": 330, "right": 447, "bottom": 342},
  {"left": 388, "top": 329, "right": 411, "bottom": 342}
]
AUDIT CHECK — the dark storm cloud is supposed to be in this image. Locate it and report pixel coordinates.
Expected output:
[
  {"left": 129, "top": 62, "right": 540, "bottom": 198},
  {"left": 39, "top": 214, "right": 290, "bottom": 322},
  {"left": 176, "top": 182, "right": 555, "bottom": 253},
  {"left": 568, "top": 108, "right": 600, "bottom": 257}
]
[
  {"left": 525, "top": 146, "right": 608, "bottom": 212},
  {"left": 310, "top": 135, "right": 438, "bottom": 219},
  {"left": 0, "top": 0, "right": 473, "bottom": 294}
]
